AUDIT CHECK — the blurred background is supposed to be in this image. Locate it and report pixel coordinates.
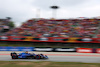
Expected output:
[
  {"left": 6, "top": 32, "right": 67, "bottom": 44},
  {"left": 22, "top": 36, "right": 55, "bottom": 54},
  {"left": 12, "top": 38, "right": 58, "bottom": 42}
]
[{"left": 0, "top": 0, "right": 100, "bottom": 49}]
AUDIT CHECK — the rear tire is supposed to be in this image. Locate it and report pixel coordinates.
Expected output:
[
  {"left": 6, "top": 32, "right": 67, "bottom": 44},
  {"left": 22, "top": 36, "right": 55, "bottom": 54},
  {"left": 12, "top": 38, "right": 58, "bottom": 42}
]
[
  {"left": 12, "top": 54, "right": 18, "bottom": 59},
  {"left": 12, "top": 55, "right": 17, "bottom": 59}
]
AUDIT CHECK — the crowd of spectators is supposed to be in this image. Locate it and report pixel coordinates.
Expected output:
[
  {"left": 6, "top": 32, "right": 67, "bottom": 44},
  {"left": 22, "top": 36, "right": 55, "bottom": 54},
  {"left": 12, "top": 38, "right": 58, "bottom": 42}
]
[
  {"left": 0, "top": 19, "right": 11, "bottom": 33},
  {"left": 3, "top": 18, "right": 100, "bottom": 38}
]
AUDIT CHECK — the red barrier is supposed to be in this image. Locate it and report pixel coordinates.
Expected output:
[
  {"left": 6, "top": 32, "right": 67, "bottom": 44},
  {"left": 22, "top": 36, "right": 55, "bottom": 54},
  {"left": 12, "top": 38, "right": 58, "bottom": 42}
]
[
  {"left": 96, "top": 48, "right": 100, "bottom": 53},
  {"left": 0, "top": 36, "right": 100, "bottom": 43},
  {"left": 77, "top": 48, "right": 93, "bottom": 53}
]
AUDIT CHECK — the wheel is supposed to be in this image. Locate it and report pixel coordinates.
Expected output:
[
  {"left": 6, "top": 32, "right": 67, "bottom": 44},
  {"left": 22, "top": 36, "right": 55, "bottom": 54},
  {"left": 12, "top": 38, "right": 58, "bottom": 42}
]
[
  {"left": 11, "top": 54, "right": 18, "bottom": 59},
  {"left": 12, "top": 55, "right": 17, "bottom": 59},
  {"left": 11, "top": 53, "right": 17, "bottom": 56},
  {"left": 36, "top": 55, "right": 40, "bottom": 59}
]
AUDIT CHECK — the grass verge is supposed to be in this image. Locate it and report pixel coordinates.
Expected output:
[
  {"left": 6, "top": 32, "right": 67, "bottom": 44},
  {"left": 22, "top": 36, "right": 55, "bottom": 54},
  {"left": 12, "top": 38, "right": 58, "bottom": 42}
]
[{"left": 0, "top": 61, "right": 100, "bottom": 67}]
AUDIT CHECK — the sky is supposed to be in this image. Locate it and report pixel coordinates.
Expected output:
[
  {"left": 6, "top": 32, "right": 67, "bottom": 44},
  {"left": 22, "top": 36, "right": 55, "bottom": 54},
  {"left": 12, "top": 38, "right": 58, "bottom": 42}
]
[{"left": 0, "top": 0, "right": 100, "bottom": 27}]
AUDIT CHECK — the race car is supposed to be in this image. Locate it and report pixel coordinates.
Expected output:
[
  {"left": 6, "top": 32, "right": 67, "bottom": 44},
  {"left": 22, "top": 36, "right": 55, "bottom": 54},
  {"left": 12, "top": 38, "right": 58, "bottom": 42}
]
[{"left": 10, "top": 51, "right": 48, "bottom": 59}]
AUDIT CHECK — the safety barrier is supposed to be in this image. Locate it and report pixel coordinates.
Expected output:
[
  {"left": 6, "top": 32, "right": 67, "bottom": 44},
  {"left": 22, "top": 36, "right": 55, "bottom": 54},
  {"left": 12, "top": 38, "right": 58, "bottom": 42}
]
[
  {"left": 0, "top": 47, "right": 100, "bottom": 53},
  {"left": 34, "top": 47, "right": 53, "bottom": 52},
  {"left": 0, "top": 47, "right": 34, "bottom": 51},
  {"left": 77, "top": 48, "right": 93, "bottom": 53},
  {"left": 33, "top": 47, "right": 76, "bottom": 52},
  {"left": 1, "top": 36, "right": 100, "bottom": 43},
  {"left": 0, "top": 47, "right": 76, "bottom": 52}
]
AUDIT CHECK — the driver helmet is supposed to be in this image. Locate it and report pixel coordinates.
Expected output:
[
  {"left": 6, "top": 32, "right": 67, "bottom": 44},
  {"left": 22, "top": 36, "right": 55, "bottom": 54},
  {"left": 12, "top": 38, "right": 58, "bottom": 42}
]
[{"left": 25, "top": 51, "right": 28, "bottom": 53}]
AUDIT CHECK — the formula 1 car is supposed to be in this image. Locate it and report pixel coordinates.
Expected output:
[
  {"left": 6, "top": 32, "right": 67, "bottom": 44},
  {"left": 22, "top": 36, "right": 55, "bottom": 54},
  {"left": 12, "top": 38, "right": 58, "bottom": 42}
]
[{"left": 10, "top": 52, "right": 48, "bottom": 59}]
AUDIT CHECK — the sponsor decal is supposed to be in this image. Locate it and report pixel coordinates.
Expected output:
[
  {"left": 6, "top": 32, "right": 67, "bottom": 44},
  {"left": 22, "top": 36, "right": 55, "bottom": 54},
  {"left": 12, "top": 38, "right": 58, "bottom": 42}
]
[
  {"left": 0, "top": 36, "right": 8, "bottom": 40},
  {"left": 9, "top": 49, "right": 19, "bottom": 51},
  {"left": 96, "top": 49, "right": 100, "bottom": 53},
  {"left": 40, "top": 38, "right": 48, "bottom": 41},
  {"left": 0, "top": 47, "right": 33, "bottom": 51},
  {"left": 82, "top": 38, "right": 92, "bottom": 42},
  {"left": 55, "top": 48, "right": 75, "bottom": 51},
  {"left": 78, "top": 49, "right": 91, "bottom": 52},
  {"left": 77, "top": 48, "right": 92, "bottom": 53},
  {"left": 0, "top": 49, "right": 7, "bottom": 51},
  {"left": 24, "top": 37, "right": 33, "bottom": 41},
  {"left": 34, "top": 48, "right": 52, "bottom": 51},
  {"left": 67, "top": 38, "right": 78, "bottom": 42},
  {"left": 21, "top": 49, "right": 33, "bottom": 51}
]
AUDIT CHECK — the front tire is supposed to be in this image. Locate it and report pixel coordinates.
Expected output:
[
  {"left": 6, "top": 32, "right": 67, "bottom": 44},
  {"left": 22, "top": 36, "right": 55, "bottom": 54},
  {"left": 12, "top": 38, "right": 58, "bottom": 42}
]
[{"left": 36, "top": 55, "right": 40, "bottom": 59}]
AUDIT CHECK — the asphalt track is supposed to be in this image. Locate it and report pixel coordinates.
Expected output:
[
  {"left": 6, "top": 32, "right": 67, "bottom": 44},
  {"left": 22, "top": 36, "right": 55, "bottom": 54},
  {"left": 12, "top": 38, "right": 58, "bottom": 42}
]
[{"left": 0, "top": 51, "right": 100, "bottom": 63}]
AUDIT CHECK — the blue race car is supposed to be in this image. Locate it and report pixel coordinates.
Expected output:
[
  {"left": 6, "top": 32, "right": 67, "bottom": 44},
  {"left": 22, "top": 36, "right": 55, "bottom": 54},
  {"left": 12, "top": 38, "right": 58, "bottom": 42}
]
[{"left": 10, "top": 51, "right": 48, "bottom": 59}]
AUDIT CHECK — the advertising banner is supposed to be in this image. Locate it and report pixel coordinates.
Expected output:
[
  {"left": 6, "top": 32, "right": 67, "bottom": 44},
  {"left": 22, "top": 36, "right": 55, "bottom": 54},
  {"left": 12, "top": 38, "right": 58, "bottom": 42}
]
[
  {"left": 34, "top": 47, "right": 53, "bottom": 52},
  {"left": 54, "top": 48, "right": 76, "bottom": 52},
  {"left": 77, "top": 48, "right": 93, "bottom": 53},
  {"left": 1, "top": 36, "right": 100, "bottom": 43},
  {"left": 96, "top": 48, "right": 100, "bottom": 53},
  {"left": 0, "top": 47, "right": 34, "bottom": 51}
]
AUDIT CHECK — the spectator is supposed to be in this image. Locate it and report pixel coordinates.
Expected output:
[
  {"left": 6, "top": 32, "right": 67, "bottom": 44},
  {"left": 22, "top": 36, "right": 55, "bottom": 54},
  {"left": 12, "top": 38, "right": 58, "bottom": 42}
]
[{"left": 4, "top": 18, "right": 100, "bottom": 38}]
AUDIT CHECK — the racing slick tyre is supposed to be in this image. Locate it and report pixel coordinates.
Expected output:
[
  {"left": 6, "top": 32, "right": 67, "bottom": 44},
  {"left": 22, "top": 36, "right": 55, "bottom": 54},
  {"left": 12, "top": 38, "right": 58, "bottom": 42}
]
[
  {"left": 12, "top": 54, "right": 18, "bottom": 59},
  {"left": 11, "top": 53, "right": 17, "bottom": 56},
  {"left": 36, "top": 55, "right": 40, "bottom": 59}
]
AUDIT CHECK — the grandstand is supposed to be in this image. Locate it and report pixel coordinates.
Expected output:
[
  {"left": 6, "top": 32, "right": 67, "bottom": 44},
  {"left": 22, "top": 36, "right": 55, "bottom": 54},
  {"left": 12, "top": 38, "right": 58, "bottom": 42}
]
[
  {"left": 1, "top": 18, "right": 100, "bottom": 48},
  {"left": 4, "top": 18, "right": 100, "bottom": 38},
  {"left": 0, "top": 18, "right": 14, "bottom": 34}
]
